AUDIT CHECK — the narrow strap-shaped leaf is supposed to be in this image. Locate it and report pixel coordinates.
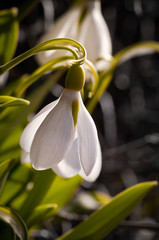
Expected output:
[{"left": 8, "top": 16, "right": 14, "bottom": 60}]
[
  {"left": 0, "top": 8, "right": 19, "bottom": 65},
  {"left": 0, "top": 205, "right": 28, "bottom": 240},
  {"left": 0, "top": 96, "right": 30, "bottom": 108},
  {"left": 19, "top": 169, "right": 55, "bottom": 220},
  {"left": 0, "top": 164, "right": 33, "bottom": 206},
  {"left": 26, "top": 204, "right": 57, "bottom": 228},
  {"left": 58, "top": 181, "right": 157, "bottom": 240},
  {"left": 42, "top": 175, "right": 82, "bottom": 211},
  {"left": 0, "top": 159, "right": 14, "bottom": 194}
]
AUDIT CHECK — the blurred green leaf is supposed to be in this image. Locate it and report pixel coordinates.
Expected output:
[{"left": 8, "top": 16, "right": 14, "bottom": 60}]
[
  {"left": 0, "top": 205, "right": 28, "bottom": 240},
  {"left": 18, "top": 169, "right": 55, "bottom": 220},
  {"left": 15, "top": 57, "right": 69, "bottom": 97},
  {"left": 0, "top": 74, "right": 28, "bottom": 96},
  {"left": 11, "top": 172, "right": 81, "bottom": 221},
  {"left": 0, "top": 159, "right": 14, "bottom": 194},
  {"left": 0, "top": 164, "right": 33, "bottom": 206},
  {"left": 0, "top": 8, "right": 19, "bottom": 65},
  {"left": 59, "top": 182, "right": 157, "bottom": 240},
  {"left": 42, "top": 175, "right": 82, "bottom": 210},
  {"left": 91, "top": 190, "right": 112, "bottom": 205},
  {"left": 27, "top": 204, "right": 57, "bottom": 228},
  {"left": 0, "top": 125, "right": 22, "bottom": 162},
  {"left": 0, "top": 96, "right": 30, "bottom": 108}
]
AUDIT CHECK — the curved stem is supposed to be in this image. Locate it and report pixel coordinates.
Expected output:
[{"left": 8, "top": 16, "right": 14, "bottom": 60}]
[
  {"left": 84, "top": 59, "right": 99, "bottom": 96},
  {"left": 114, "top": 41, "right": 159, "bottom": 65},
  {"left": 17, "top": 56, "right": 74, "bottom": 97},
  {"left": 0, "top": 38, "right": 86, "bottom": 74},
  {"left": 87, "top": 41, "right": 159, "bottom": 113}
]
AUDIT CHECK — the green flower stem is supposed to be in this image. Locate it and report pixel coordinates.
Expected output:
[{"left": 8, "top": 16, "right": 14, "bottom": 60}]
[
  {"left": 87, "top": 41, "right": 159, "bottom": 113},
  {"left": 114, "top": 41, "right": 159, "bottom": 65},
  {"left": 85, "top": 59, "right": 99, "bottom": 96},
  {"left": 17, "top": 0, "right": 41, "bottom": 22},
  {"left": 87, "top": 69, "right": 114, "bottom": 114},
  {"left": 16, "top": 56, "right": 74, "bottom": 97},
  {"left": 19, "top": 169, "right": 55, "bottom": 220},
  {"left": 0, "top": 38, "right": 86, "bottom": 75}
]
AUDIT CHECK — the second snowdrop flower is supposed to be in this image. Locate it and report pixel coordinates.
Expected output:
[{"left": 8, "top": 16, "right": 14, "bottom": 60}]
[
  {"left": 36, "top": 0, "right": 112, "bottom": 70},
  {"left": 20, "top": 65, "right": 101, "bottom": 182}
]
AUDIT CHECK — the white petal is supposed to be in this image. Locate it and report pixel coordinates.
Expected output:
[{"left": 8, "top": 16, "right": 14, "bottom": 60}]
[
  {"left": 20, "top": 100, "right": 58, "bottom": 152},
  {"left": 77, "top": 94, "right": 101, "bottom": 175},
  {"left": 36, "top": 6, "right": 80, "bottom": 65},
  {"left": 30, "top": 90, "right": 79, "bottom": 170},
  {"left": 79, "top": 1, "right": 112, "bottom": 64},
  {"left": 21, "top": 150, "right": 30, "bottom": 163},
  {"left": 79, "top": 140, "right": 102, "bottom": 182},
  {"left": 52, "top": 137, "right": 81, "bottom": 178}
]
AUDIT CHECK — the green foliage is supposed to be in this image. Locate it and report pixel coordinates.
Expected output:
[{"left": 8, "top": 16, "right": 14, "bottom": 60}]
[
  {"left": 41, "top": 175, "right": 82, "bottom": 209},
  {"left": 0, "top": 96, "right": 30, "bottom": 108},
  {"left": 0, "top": 164, "right": 33, "bottom": 206},
  {"left": 0, "top": 8, "right": 19, "bottom": 65},
  {"left": 59, "top": 182, "right": 157, "bottom": 240},
  {"left": 0, "top": 159, "right": 14, "bottom": 193},
  {"left": 0, "top": 2, "right": 159, "bottom": 238},
  {"left": 0, "top": 206, "right": 28, "bottom": 240},
  {"left": 26, "top": 204, "right": 58, "bottom": 228}
]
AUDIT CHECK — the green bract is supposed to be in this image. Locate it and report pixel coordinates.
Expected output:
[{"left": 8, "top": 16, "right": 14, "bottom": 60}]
[{"left": 65, "top": 65, "right": 85, "bottom": 91}]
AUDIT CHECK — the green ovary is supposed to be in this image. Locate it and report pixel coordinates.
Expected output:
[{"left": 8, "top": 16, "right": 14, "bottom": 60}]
[{"left": 65, "top": 65, "right": 85, "bottom": 91}]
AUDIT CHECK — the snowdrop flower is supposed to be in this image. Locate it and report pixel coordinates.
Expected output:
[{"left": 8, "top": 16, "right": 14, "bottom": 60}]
[
  {"left": 36, "top": 0, "right": 112, "bottom": 71},
  {"left": 20, "top": 65, "right": 101, "bottom": 182}
]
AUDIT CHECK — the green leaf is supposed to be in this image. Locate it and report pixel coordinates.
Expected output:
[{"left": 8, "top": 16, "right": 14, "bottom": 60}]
[
  {"left": 0, "top": 125, "right": 22, "bottom": 162},
  {"left": 0, "top": 8, "right": 19, "bottom": 65},
  {"left": 0, "top": 96, "right": 30, "bottom": 108},
  {"left": 0, "top": 164, "right": 33, "bottom": 206},
  {"left": 0, "top": 205, "right": 28, "bottom": 240},
  {"left": 42, "top": 175, "right": 82, "bottom": 210},
  {"left": 0, "top": 159, "right": 14, "bottom": 194},
  {"left": 58, "top": 181, "right": 157, "bottom": 240},
  {"left": 15, "top": 56, "right": 70, "bottom": 97},
  {"left": 18, "top": 169, "right": 55, "bottom": 220},
  {"left": 0, "top": 74, "right": 28, "bottom": 96},
  {"left": 11, "top": 172, "right": 81, "bottom": 221},
  {"left": 91, "top": 191, "right": 112, "bottom": 205},
  {"left": 26, "top": 204, "right": 57, "bottom": 228}
]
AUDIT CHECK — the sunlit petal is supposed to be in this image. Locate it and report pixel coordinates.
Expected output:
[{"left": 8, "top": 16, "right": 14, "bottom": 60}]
[
  {"left": 77, "top": 94, "right": 100, "bottom": 175},
  {"left": 79, "top": 1, "right": 112, "bottom": 64},
  {"left": 30, "top": 90, "right": 78, "bottom": 170},
  {"left": 79, "top": 140, "right": 101, "bottom": 182},
  {"left": 36, "top": 6, "right": 80, "bottom": 64},
  {"left": 20, "top": 100, "right": 58, "bottom": 152},
  {"left": 52, "top": 137, "right": 81, "bottom": 178},
  {"left": 21, "top": 150, "right": 30, "bottom": 163}
]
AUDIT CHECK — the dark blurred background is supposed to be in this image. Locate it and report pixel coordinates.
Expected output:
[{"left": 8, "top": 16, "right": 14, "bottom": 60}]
[{"left": 1, "top": 0, "right": 159, "bottom": 239}]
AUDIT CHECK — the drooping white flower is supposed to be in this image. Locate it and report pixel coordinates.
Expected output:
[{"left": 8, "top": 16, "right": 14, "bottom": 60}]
[
  {"left": 36, "top": 0, "right": 112, "bottom": 70},
  {"left": 20, "top": 65, "right": 101, "bottom": 182}
]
